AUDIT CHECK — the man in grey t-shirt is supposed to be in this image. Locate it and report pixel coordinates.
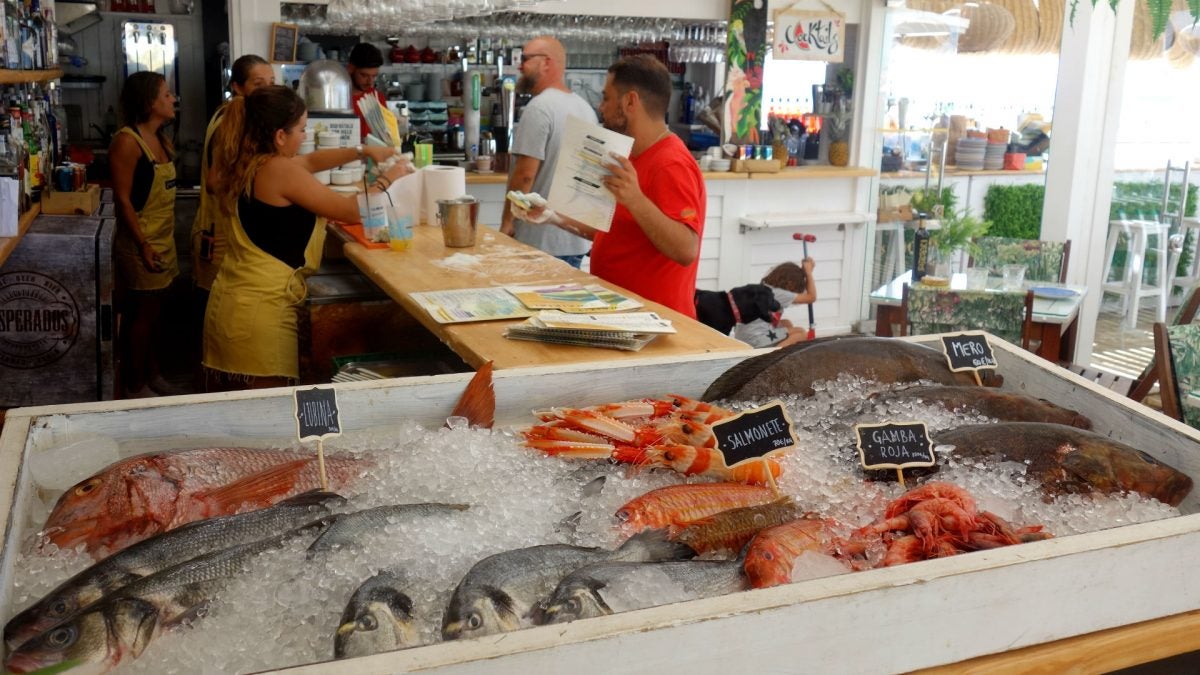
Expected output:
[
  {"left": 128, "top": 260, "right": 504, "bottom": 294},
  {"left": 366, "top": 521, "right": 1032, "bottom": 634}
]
[{"left": 500, "top": 36, "right": 598, "bottom": 268}]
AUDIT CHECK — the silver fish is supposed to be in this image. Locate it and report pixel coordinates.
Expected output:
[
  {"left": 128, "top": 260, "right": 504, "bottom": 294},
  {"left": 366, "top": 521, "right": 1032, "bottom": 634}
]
[
  {"left": 4, "top": 490, "right": 344, "bottom": 651},
  {"left": 442, "top": 530, "right": 694, "bottom": 641},
  {"left": 4, "top": 522, "right": 328, "bottom": 675},
  {"left": 537, "top": 558, "right": 748, "bottom": 624},
  {"left": 306, "top": 503, "right": 469, "bottom": 557},
  {"left": 334, "top": 572, "right": 419, "bottom": 659}
]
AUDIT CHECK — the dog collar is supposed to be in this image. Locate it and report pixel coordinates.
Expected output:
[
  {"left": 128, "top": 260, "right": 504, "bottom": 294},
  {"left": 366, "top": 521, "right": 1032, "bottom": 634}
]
[{"left": 725, "top": 291, "right": 742, "bottom": 324}]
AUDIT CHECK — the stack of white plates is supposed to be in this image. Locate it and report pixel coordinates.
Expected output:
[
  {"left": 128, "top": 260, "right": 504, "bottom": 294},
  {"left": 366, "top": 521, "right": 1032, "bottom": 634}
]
[
  {"left": 984, "top": 142, "right": 1006, "bottom": 170},
  {"left": 956, "top": 137, "right": 986, "bottom": 170}
]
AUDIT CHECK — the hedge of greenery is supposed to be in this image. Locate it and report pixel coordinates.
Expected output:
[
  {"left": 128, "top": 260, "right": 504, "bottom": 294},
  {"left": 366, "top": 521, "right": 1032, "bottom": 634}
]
[{"left": 982, "top": 184, "right": 1044, "bottom": 239}]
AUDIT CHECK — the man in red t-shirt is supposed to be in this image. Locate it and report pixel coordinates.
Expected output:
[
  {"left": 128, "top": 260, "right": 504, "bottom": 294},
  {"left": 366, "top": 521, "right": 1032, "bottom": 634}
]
[
  {"left": 347, "top": 43, "right": 387, "bottom": 141},
  {"left": 512, "top": 55, "right": 705, "bottom": 318}
]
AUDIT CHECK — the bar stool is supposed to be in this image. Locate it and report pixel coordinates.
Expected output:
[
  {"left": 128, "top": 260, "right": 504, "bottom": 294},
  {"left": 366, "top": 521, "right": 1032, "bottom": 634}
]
[{"left": 1102, "top": 219, "right": 1171, "bottom": 329}]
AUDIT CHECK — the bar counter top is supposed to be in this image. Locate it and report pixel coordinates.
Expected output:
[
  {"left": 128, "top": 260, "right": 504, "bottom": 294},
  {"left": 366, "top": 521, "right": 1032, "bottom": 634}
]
[{"left": 336, "top": 224, "right": 754, "bottom": 371}]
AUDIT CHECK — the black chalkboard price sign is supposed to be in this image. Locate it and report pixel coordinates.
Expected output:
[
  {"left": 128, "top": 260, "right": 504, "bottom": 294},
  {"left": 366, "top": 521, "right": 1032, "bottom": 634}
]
[
  {"left": 711, "top": 400, "right": 799, "bottom": 468},
  {"left": 854, "top": 421, "right": 937, "bottom": 471},
  {"left": 270, "top": 22, "right": 299, "bottom": 63},
  {"left": 940, "top": 332, "right": 998, "bottom": 372},
  {"left": 294, "top": 386, "right": 342, "bottom": 442}
]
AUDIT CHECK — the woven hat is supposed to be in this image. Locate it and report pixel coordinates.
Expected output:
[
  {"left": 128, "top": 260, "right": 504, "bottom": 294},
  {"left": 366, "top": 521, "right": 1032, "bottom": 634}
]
[
  {"left": 955, "top": 2, "right": 1017, "bottom": 53},
  {"left": 995, "top": 0, "right": 1040, "bottom": 53},
  {"left": 1031, "top": 0, "right": 1065, "bottom": 54}
]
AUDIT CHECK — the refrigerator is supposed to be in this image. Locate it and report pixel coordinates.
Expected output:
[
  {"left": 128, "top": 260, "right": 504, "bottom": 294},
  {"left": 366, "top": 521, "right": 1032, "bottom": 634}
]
[{"left": 0, "top": 215, "right": 116, "bottom": 406}]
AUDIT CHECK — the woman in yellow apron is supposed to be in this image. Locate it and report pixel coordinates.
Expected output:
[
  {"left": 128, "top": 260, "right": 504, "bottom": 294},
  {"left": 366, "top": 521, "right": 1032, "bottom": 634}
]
[
  {"left": 203, "top": 85, "right": 412, "bottom": 390},
  {"left": 110, "top": 71, "right": 179, "bottom": 398}
]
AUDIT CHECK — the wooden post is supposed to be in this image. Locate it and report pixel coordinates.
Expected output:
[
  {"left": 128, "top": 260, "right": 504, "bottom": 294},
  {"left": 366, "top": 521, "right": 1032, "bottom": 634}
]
[{"left": 316, "top": 439, "right": 329, "bottom": 492}]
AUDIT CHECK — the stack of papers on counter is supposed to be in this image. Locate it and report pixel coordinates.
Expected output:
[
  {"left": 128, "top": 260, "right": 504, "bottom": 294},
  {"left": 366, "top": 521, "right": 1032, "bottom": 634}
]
[
  {"left": 505, "top": 283, "right": 643, "bottom": 313},
  {"left": 504, "top": 311, "right": 674, "bottom": 351}
]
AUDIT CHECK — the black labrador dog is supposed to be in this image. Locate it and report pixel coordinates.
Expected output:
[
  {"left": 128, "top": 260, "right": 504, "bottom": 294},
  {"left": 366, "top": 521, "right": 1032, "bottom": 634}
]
[{"left": 694, "top": 284, "right": 780, "bottom": 335}]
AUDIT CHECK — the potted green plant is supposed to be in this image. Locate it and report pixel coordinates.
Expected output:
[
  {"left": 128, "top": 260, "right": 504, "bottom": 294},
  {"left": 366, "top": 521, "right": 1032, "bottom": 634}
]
[{"left": 927, "top": 209, "right": 991, "bottom": 277}]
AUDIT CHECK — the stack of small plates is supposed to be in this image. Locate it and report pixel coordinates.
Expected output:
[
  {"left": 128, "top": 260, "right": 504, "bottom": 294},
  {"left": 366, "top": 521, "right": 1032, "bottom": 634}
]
[
  {"left": 984, "top": 142, "right": 1006, "bottom": 170},
  {"left": 956, "top": 137, "right": 986, "bottom": 170}
]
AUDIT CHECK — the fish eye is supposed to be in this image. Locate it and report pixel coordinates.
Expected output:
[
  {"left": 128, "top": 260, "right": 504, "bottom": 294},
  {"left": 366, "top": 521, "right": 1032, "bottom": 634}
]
[
  {"left": 466, "top": 613, "right": 482, "bottom": 630},
  {"left": 74, "top": 478, "right": 101, "bottom": 496},
  {"left": 761, "top": 550, "right": 774, "bottom": 561},
  {"left": 615, "top": 509, "right": 630, "bottom": 521},
  {"left": 47, "top": 625, "right": 77, "bottom": 648},
  {"left": 50, "top": 599, "right": 69, "bottom": 616},
  {"left": 664, "top": 449, "right": 677, "bottom": 461},
  {"left": 358, "top": 615, "right": 378, "bottom": 631},
  {"left": 566, "top": 597, "right": 581, "bottom": 614}
]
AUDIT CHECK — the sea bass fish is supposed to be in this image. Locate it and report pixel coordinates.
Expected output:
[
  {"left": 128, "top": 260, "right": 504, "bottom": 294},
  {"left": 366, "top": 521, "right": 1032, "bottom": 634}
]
[
  {"left": 307, "top": 503, "right": 470, "bottom": 557},
  {"left": 869, "top": 385, "right": 1092, "bottom": 429},
  {"left": 536, "top": 558, "right": 748, "bottom": 624},
  {"left": 335, "top": 572, "right": 419, "bottom": 659},
  {"left": 934, "top": 423, "right": 1193, "bottom": 506},
  {"left": 702, "top": 336, "right": 988, "bottom": 402},
  {"left": 4, "top": 522, "right": 329, "bottom": 675},
  {"left": 4, "top": 491, "right": 344, "bottom": 651},
  {"left": 441, "top": 531, "right": 694, "bottom": 641},
  {"left": 41, "top": 446, "right": 371, "bottom": 557}
]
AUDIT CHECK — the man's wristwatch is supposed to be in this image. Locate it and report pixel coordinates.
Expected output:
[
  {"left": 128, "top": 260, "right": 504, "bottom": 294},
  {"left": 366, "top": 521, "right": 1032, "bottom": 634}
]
[{"left": 355, "top": 144, "right": 364, "bottom": 160}]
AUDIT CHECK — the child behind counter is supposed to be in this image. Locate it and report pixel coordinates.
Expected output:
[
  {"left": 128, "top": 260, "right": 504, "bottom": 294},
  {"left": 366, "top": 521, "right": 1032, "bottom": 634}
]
[{"left": 734, "top": 258, "right": 817, "bottom": 349}]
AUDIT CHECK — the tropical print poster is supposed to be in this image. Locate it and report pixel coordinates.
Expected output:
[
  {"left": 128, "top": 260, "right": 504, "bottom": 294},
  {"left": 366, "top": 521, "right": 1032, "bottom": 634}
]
[{"left": 725, "top": 0, "right": 768, "bottom": 145}]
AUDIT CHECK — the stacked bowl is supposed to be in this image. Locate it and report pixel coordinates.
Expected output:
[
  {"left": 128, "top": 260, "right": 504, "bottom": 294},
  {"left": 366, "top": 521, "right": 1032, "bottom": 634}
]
[
  {"left": 984, "top": 142, "right": 1006, "bottom": 170},
  {"left": 956, "top": 137, "right": 987, "bottom": 170}
]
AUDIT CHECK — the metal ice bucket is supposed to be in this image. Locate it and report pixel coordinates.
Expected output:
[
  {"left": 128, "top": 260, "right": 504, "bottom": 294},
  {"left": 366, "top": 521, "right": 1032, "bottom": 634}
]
[{"left": 437, "top": 196, "right": 479, "bottom": 248}]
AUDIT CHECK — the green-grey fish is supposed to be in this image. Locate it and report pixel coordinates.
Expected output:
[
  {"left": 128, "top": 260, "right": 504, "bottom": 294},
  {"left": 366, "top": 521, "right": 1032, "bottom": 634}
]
[
  {"left": 306, "top": 503, "right": 469, "bottom": 557},
  {"left": 334, "top": 571, "right": 418, "bottom": 659},
  {"left": 4, "top": 490, "right": 344, "bottom": 651},
  {"left": 441, "top": 530, "right": 694, "bottom": 641},
  {"left": 536, "top": 558, "right": 748, "bottom": 625},
  {"left": 869, "top": 385, "right": 1092, "bottom": 429},
  {"left": 934, "top": 422, "right": 1193, "bottom": 506},
  {"left": 4, "top": 521, "right": 329, "bottom": 674},
  {"left": 703, "top": 336, "right": 990, "bottom": 402}
]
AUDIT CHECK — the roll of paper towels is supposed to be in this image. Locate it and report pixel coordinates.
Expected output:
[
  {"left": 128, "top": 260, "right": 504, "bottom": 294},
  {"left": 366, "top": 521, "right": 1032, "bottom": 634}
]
[{"left": 422, "top": 165, "right": 466, "bottom": 225}]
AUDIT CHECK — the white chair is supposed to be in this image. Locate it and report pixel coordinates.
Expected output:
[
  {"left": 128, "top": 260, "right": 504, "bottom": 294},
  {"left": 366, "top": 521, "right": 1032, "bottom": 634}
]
[
  {"left": 876, "top": 221, "right": 907, "bottom": 285},
  {"left": 1101, "top": 218, "right": 1170, "bottom": 329}
]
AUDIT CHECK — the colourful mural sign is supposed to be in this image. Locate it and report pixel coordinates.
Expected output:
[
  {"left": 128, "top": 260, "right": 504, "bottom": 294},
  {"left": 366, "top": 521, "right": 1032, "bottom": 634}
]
[{"left": 725, "top": 0, "right": 768, "bottom": 144}]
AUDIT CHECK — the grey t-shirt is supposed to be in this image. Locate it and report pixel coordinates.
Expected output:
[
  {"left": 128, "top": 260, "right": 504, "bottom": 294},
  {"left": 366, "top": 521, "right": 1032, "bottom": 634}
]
[
  {"left": 510, "top": 88, "right": 598, "bottom": 256},
  {"left": 733, "top": 286, "right": 799, "bottom": 347}
]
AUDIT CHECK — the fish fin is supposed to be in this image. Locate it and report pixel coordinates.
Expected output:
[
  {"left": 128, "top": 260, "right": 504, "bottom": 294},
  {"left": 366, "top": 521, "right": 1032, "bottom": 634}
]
[
  {"left": 554, "top": 511, "right": 583, "bottom": 537},
  {"left": 197, "top": 458, "right": 316, "bottom": 514},
  {"left": 304, "top": 513, "right": 348, "bottom": 559},
  {"left": 615, "top": 528, "right": 697, "bottom": 562},
  {"left": 278, "top": 490, "right": 348, "bottom": 510},
  {"left": 701, "top": 336, "right": 845, "bottom": 401},
  {"left": 483, "top": 585, "right": 519, "bottom": 623},
  {"left": 448, "top": 361, "right": 495, "bottom": 429},
  {"left": 109, "top": 597, "right": 160, "bottom": 659}
]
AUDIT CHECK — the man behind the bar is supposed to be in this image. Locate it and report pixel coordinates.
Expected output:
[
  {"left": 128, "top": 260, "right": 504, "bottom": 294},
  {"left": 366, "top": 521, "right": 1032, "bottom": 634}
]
[
  {"left": 347, "top": 42, "right": 386, "bottom": 141},
  {"left": 512, "top": 55, "right": 705, "bottom": 318},
  {"left": 499, "top": 36, "right": 597, "bottom": 268}
]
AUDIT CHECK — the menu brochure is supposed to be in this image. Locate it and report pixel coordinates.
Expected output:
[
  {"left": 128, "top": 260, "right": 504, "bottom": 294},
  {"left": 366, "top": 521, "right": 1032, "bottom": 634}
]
[
  {"left": 409, "top": 288, "right": 532, "bottom": 324},
  {"left": 546, "top": 116, "right": 634, "bottom": 233},
  {"left": 502, "top": 311, "right": 675, "bottom": 352}
]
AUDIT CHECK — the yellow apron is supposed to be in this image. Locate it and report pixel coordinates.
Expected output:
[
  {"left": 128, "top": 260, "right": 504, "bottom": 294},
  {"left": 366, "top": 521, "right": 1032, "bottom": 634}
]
[
  {"left": 113, "top": 127, "right": 179, "bottom": 291},
  {"left": 190, "top": 107, "right": 227, "bottom": 290},
  {"left": 202, "top": 195, "right": 326, "bottom": 380}
]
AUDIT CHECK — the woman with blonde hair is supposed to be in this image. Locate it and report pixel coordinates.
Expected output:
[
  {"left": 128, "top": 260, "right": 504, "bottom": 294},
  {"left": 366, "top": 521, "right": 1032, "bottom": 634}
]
[
  {"left": 203, "top": 85, "right": 411, "bottom": 390},
  {"left": 110, "top": 71, "right": 178, "bottom": 397}
]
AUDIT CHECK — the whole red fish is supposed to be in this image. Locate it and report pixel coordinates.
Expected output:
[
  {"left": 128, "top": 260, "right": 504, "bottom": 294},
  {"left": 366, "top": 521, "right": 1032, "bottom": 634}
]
[{"left": 41, "top": 447, "right": 370, "bottom": 557}]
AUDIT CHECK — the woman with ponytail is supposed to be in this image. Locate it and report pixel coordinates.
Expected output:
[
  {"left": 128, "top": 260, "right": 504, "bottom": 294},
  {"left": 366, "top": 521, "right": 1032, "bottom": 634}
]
[
  {"left": 110, "top": 71, "right": 178, "bottom": 397},
  {"left": 203, "top": 85, "right": 411, "bottom": 390}
]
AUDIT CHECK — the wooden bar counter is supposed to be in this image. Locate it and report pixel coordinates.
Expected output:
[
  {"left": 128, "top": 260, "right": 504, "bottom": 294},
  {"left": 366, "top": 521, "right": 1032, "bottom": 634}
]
[{"left": 337, "top": 224, "right": 754, "bottom": 370}]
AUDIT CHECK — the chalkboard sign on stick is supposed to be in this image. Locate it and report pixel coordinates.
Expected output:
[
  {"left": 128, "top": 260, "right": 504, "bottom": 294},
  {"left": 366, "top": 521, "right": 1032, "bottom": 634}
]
[
  {"left": 270, "top": 22, "right": 299, "bottom": 63},
  {"left": 940, "top": 331, "right": 998, "bottom": 372},
  {"left": 854, "top": 422, "right": 937, "bottom": 471},
  {"left": 711, "top": 400, "right": 799, "bottom": 468},
  {"left": 295, "top": 387, "right": 342, "bottom": 441}
]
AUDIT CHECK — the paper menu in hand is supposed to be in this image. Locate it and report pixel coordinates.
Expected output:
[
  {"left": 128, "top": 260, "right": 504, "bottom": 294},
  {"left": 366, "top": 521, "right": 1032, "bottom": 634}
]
[{"left": 546, "top": 116, "right": 634, "bottom": 233}]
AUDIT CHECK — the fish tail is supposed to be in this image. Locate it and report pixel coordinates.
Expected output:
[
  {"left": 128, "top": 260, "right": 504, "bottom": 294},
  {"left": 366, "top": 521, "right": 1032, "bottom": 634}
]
[{"left": 448, "top": 361, "right": 495, "bottom": 429}]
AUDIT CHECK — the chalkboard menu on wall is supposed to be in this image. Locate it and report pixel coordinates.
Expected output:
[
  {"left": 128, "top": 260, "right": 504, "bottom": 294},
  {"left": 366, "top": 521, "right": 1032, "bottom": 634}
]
[{"left": 271, "top": 22, "right": 299, "bottom": 63}]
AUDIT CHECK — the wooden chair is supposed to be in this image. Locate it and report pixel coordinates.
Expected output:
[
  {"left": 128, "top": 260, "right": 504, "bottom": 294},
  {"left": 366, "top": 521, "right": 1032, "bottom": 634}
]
[
  {"left": 1153, "top": 321, "right": 1200, "bottom": 427},
  {"left": 1128, "top": 280, "right": 1200, "bottom": 401},
  {"left": 970, "top": 237, "right": 1071, "bottom": 283},
  {"left": 901, "top": 284, "right": 1034, "bottom": 350}
]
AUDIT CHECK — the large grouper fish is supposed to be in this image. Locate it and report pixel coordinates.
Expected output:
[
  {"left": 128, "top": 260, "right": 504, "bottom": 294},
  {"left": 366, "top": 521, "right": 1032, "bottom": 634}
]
[
  {"left": 869, "top": 385, "right": 1093, "bottom": 429},
  {"left": 442, "top": 531, "right": 694, "bottom": 641},
  {"left": 703, "top": 335, "right": 994, "bottom": 401},
  {"left": 4, "top": 491, "right": 344, "bottom": 651},
  {"left": 934, "top": 422, "right": 1193, "bottom": 506}
]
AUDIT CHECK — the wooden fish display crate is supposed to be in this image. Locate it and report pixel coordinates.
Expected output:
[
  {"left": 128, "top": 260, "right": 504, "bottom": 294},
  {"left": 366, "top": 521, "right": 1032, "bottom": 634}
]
[{"left": 4, "top": 335, "right": 1200, "bottom": 673}]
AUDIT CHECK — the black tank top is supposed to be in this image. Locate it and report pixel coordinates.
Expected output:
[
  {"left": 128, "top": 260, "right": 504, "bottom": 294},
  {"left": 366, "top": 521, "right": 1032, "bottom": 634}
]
[
  {"left": 237, "top": 191, "right": 317, "bottom": 269},
  {"left": 126, "top": 127, "right": 171, "bottom": 212}
]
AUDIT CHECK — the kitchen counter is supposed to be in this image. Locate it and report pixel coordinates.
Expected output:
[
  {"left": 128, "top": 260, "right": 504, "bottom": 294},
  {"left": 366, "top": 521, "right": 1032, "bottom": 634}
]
[
  {"left": 334, "top": 224, "right": 754, "bottom": 370},
  {"left": 462, "top": 166, "right": 878, "bottom": 185}
]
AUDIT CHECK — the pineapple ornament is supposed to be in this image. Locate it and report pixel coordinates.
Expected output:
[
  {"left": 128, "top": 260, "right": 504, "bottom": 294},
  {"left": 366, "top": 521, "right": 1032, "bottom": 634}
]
[{"left": 827, "top": 100, "right": 853, "bottom": 167}]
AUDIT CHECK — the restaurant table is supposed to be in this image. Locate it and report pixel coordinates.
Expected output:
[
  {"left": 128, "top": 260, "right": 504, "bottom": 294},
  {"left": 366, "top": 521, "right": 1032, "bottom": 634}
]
[
  {"left": 336, "top": 224, "right": 754, "bottom": 370},
  {"left": 869, "top": 270, "right": 1087, "bottom": 363}
]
